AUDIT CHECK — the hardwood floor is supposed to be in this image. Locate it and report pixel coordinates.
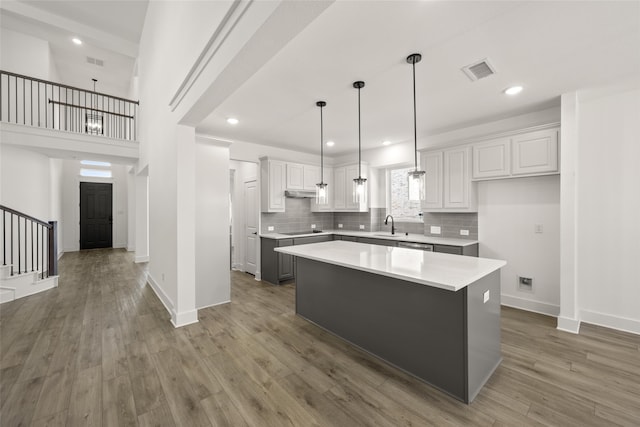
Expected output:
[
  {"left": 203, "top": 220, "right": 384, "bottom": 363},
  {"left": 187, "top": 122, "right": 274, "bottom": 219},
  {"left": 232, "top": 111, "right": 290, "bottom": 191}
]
[{"left": 1, "top": 248, "right": 639, "bottom": 426}]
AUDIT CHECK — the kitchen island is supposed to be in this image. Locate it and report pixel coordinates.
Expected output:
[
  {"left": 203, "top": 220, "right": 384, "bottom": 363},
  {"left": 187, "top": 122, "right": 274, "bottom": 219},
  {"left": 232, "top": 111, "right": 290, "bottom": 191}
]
[{"left": 275, "top": 240, "right": 506, "bottom": 403}]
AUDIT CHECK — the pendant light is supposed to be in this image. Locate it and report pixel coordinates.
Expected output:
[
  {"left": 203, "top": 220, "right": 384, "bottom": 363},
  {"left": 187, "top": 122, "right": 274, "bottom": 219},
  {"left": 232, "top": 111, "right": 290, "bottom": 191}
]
[
  {"left": 315, "top": 101, "right": 328, "bottom": 205},
  {"left": 352, "top": 81, "right": 367, "bottom": 204},
  {"left": 407, "top": 53, "right": 426, "bottom": 201}
]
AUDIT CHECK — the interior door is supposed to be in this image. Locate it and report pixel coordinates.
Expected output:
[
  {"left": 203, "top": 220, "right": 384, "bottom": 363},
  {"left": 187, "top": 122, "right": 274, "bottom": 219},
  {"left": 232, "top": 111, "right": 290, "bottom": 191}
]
[
  {"left": 244, "top": 180, "right": 258, "bottom": 275},
  {"left": 80, "top": 182, "right": 113, "bottom": 249}
]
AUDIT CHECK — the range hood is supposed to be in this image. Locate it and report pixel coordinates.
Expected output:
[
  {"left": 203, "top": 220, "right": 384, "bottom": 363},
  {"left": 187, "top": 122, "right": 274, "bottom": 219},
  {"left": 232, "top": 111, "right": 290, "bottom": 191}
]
[{"left": 285, "top": 190, "right": 316, "bottom": 198}]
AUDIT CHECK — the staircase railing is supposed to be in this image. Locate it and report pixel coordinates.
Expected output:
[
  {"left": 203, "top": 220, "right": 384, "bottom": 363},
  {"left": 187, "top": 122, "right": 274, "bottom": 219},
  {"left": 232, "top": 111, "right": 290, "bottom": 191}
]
[
  {"left": 0, "top": 70, "right": 139, "bottom": 141},
  {"left": 1, "top": 205, "right": 57, "bottom": 279}
]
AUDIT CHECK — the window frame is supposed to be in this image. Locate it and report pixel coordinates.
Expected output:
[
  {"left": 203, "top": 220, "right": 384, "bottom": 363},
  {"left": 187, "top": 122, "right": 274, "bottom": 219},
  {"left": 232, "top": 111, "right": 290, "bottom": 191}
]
[{"left": 385, "top": 165, "right": 423, "bottom": 223}]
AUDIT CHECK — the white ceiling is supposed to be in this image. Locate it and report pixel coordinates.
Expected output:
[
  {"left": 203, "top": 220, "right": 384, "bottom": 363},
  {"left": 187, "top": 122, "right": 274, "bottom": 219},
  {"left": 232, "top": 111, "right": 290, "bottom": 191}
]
[
  {"left": 196, "top": 1, "right": 640, "bottom": 155},
  {"left": 0, "top": 0, "right": 148, "bottom": 98},
  {"left": 1, "top": 1, "right": 639, "bottom": 157}
]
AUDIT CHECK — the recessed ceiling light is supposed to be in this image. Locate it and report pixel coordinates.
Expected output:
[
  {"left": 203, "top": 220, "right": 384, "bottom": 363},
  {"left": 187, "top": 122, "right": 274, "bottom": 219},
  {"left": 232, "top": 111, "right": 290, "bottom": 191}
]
[
  {"left": 326, "top": 141, "right": 335, "bottom": 147},
  {"left": 226, "top": 117, "right": 239, "bottom": 125},
  {"left": 72, "top": 38, "right": 82, "bottom": 45},
  {"left": 382, "top": 140, "right": 391, "bottom": 146},
  {"left": 504, "top": 86, "right": 523, "bottom": 95}
]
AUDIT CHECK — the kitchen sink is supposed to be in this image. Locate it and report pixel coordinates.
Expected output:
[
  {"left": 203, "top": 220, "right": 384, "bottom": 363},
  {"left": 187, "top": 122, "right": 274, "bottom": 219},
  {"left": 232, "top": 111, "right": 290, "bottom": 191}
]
[{"left": 373, "top": 233, "right": 403, "bottom": 238}]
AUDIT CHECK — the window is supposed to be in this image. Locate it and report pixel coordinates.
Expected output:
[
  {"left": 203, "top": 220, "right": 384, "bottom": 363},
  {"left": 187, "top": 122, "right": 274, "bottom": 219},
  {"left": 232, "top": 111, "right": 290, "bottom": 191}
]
[
  {"left": 387, "top": 166, "right": 422, "bottom": 221},
  {"left": 80, "top": 168, "right": 112, "bottom": 178}
]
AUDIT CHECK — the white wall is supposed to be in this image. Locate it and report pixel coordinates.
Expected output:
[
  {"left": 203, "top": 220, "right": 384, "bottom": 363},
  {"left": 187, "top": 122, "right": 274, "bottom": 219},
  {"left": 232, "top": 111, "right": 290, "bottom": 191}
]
[
  {"left": 479, "top": 176, "right": 561, "bottom": 316},
  {"left": 60, "top": 160, "right": 128, "bottom": 252},
  {"left": 1, "top": 145, "right": 52, "bottom": 220},
  {"left": 49, "top": 158, "right": 64, "bottom": 257},
  {"left": 195, "top": 140, "right": 231, "bottom": 309},
  {"left": 572, "top": 81, "right": 640, "bottom": 333},
  {"left": 230, "top": 140, "right": 323, "bottom": 165},
  {"left": 0, "top": 28, "right": 52, "bottom": 79}
]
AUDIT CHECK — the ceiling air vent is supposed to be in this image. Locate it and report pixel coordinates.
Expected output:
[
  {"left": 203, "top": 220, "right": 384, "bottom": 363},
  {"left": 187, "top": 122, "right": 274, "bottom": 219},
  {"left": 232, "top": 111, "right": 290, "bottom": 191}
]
[
  {"left": 86, "top": 56, "right": 104, "bottom": 67},
  {"left": 461, "top": 58, "right": 496, "bottom": 82}
]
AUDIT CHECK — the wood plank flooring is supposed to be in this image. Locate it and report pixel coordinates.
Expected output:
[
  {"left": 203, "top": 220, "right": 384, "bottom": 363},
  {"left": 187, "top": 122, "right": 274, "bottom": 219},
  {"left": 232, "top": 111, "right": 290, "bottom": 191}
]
[{"left": 1, "top": 248, "right": 639, "bottom": 426}]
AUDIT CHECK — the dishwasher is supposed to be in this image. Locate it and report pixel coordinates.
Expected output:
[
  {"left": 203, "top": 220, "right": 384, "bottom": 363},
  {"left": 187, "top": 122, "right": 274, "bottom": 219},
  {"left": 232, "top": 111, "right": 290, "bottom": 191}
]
[{"left": 397, "top": 241, "right": 434, "bottom": 251}]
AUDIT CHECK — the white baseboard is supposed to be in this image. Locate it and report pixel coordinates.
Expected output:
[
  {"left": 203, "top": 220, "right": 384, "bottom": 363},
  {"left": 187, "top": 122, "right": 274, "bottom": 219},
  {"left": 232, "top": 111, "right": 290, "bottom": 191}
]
[
  {"left": 255, "top": 271, "right": 261, "bottom": 281},
  {"left": 135, "top": 255, "right": 149, "bottom": 263},
  {"left": 172, "top": 309, "right": 199, "bottom": 328},
  {"left": 501, "top": 294, "right": 560, "bottom": 317},
  {"left": 146, "top": 273, "right": 175, "bottom": 320},
  {"left": 197, "top": 299, "right": 231, "bottom": 310},
  {"left": 127, "top": 245, "right": 135, "bottom": 252},
  {"left": 580, "top": 309, "right": 640, "bottom": 336},
  {"left": 57, "top": 251, "right": 64, "bottom": 260},
  {"left": 557, "top": 316, "right": 581, "bottom": 334},
  {"left": 113, "top": 243, "right": 126, "bottom": 249}
]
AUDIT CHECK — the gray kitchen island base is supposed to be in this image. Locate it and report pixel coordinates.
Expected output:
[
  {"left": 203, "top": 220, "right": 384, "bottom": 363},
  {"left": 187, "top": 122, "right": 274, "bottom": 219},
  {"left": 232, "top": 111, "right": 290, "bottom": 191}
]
[{"left": 295, "top": 257, "right": 502, "bottom": 403}]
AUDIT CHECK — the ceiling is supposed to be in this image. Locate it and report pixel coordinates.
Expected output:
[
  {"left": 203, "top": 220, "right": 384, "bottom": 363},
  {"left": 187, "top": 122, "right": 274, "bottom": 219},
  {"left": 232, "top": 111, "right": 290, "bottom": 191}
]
[
  {"left": 196, "top": 1, "right": 640, "bottom": 155},
  {"left": 0, "top": 0, "right": 148, "bottom": 98},
  {"left": 1, "top": 1, "right": 639, "bottom": 157}
]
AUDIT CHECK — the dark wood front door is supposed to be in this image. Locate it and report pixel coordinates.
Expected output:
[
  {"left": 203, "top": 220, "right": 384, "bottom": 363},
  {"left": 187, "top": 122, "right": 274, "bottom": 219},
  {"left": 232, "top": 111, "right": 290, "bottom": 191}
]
[{"left": 80, "top": 182, "right": 113, "bottom": 249}]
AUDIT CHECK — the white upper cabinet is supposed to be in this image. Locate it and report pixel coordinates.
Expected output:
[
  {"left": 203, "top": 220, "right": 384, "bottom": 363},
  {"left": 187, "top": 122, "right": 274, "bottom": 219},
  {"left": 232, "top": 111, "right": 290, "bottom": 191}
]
[
  {"left": 287, "top": 163, "right": 320, "bottom": 190},
  {"left": 421, "top": 148, "right": 476, "bottom": 212},
  {"left": 470, "top": 125, "right": 560, "bottom": 181},
  {"left": 260, "top": 158, "right": 286, "bottom": 213},
  {"left": 333, "top": 163, "right": 368, "bottom": 212},
  {"left": 472, "top": 138, "right": 511, "bottom": 179},
  {"left": 511, "top": 128, "right": 558, "bottom": 176},
  {"left": 423, "top": 151, "right": 443, "bottom": 209},
  {"left": 302, "top": 165, "right": 320, "bottom": 191}
]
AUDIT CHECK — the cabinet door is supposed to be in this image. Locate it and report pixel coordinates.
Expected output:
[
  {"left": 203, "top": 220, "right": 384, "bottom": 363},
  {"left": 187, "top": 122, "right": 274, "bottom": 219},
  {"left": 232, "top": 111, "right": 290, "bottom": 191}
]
[
  {"left": 444, "top": 147, "right": 470, "bottom": 209},
  {"left": 472, "top": 138, "right": 511, "bottom": 179},
  {"left": 268, "top": 160, "right": 286, "bottom": 212},
  {"left": 303, "top": 165, "right": 320, "bottom": 191},
  {"left": 286, "top": 163, "right": 304, "bottom": 189},
  {"left": 333, "top": 167, "right": 346, "bottom": 209},
  {"left": 433, "top": 244, "right": 463, "bottom": 255},
  {"left": 278, "top": 253, "right": 294, "bottom": 280},
  {"left": 512, "top": 128, "right": 558, "bottom": 175},
  {"left": 422, "top": 151, "right": 443, "bottom": 209}
]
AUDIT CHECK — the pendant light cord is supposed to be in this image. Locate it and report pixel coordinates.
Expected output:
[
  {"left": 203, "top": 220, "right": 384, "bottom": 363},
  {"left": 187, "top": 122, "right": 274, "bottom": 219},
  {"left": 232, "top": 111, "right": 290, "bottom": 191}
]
[
  {"left": 320, "top": 104, "right": 324, "bottom": 184},
  {"left": 412, "top": 60, "right": 418, "bottom": 172},
  {"left": 357, "top": 85, "right": 362, "bottom": 178}
]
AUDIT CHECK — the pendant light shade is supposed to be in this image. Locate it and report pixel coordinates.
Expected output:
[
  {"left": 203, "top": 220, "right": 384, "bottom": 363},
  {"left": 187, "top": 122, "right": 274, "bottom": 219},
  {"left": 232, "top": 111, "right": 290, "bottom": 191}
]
[
  {"left": 353, "top": 81, "right": 367, "bottom": 204},
  {"left": 407, "top": 53, "right": 426, "bottom": 201},
  {"left": 315, "top": 101, "right": 328, "bottom": 205}
]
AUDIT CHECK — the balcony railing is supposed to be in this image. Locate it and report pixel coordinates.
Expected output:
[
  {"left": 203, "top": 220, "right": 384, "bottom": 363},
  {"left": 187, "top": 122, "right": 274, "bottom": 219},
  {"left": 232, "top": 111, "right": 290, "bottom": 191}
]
[{"left": 0, "top": 70, "right": 139, "bottom": 141}]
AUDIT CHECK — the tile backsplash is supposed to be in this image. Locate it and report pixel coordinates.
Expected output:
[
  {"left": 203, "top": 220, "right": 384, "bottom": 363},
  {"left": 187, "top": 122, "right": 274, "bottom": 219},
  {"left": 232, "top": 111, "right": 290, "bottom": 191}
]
[
  {"left": 422, "top": 212, "right": 478, "bottom": 239},
  {"left": 261, "top": 199, "right": 478, "bottom": 240},
  {"left": 260, "top": 198, "right": 333, "bottom": 233}
]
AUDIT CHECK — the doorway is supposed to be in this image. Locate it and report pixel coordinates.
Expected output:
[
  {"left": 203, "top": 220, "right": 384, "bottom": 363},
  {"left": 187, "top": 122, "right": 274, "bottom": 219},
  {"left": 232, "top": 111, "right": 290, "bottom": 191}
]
[
  {"left": 80, "top": 182, "right": 113, "bottom": 249},
  {"left": 229, "top": 160, "right": 259, "bottom": 276}
]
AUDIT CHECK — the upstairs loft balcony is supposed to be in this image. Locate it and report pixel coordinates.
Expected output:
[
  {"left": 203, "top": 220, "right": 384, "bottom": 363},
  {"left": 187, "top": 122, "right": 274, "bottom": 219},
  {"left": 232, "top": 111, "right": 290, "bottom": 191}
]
[{"left": 0, "top": 70, "right": 139, "bottom": 163}]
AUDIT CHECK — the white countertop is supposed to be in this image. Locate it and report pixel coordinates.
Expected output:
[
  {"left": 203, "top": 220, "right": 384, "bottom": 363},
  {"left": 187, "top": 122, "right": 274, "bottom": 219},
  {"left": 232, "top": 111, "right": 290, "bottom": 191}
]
[
  {"left": 275, "top": 240, "right": 505, "bottom": 292},
  {"left": 260, "top": 230, "right": 478, "bottom": 247}
]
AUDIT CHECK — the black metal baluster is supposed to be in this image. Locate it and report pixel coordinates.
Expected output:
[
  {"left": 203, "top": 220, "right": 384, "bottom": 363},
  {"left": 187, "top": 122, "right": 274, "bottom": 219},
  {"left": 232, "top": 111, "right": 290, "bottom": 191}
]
[
  {"left": 15, "top": 76, "right": 18, "bottom": 123},
  {"left": 31, "top": 221, "right": 34, "bottom": 271},
  {"left": 36, "top": 223, "right": 39, "bottom": 276},
  {"left": 37, "top": 81, "right": 40, "bottom": 126},
  {"left": 58, "top": 86, "right": 61, "bottom": 130},
  {"left": 22, "top": 77, "right": 25, "bottom": 125},
  {"left": 1, "top": 73, "right": 3, "bottom": 122},
  {"left": 17, "top": 216, "right": 21, "bottom": 274},
  {"left": 41, "top": 225, "right": 44, "bottom": 279},
  {"left": 10, "top": 214, "right": 14, "bottom": 276},
  {"left": 2, "top": 210, "right": 5, "bottom": 266},
  {"left": 24, "top": 216, "right": 27, "bottom": 273}
]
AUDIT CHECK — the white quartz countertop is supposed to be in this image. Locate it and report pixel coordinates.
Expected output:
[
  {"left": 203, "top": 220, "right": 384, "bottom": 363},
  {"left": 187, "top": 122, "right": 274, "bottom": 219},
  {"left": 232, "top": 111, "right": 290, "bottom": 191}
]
[
  {"left": 260, "top": 230, "right": 478, "bottom": 247},
  {"left": 275, "top": 240, "right": 505, "bottom": 292}
]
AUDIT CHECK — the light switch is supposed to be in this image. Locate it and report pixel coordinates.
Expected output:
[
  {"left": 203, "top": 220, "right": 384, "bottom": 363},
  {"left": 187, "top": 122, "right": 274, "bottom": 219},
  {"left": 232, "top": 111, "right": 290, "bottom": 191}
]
[
  {"left": 483, "top": 290, "right": 490, "bottom": 303},
  {"left": 311, "top": 224, "right": 316, "bottom": 229},
  {"left": 359, "top": 225, "right": 365, "bottom": 230},
  {"left": 460, "top": 229, "right": 469, "bottom": 236},
  {"left": 430, "top": 226, "right": 441, "bottom": 235},
  {"left": 267, "top": 226, "right": 274, "bottom": 231},
  {"left": 534, "top": 224, "right": 543, "bottom": 234},
  {"left": 338, "top": 224, "right": 343, "bottom": 228}
]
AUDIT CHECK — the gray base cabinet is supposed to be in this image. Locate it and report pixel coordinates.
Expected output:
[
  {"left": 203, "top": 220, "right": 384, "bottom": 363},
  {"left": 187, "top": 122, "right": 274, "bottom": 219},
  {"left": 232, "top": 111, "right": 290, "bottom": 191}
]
[
  {"left": 434, "top": 243, "right": 479, "bottom": 257},
  {"left": 261, "top": 238, "right": 294, "bottom": 284}
]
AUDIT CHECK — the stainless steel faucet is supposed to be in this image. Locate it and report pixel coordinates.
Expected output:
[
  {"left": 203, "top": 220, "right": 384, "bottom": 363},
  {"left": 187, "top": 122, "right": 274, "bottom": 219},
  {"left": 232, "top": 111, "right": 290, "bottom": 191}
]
[{"left": 384, "top": 215, "right": 395, "bottom": 235}]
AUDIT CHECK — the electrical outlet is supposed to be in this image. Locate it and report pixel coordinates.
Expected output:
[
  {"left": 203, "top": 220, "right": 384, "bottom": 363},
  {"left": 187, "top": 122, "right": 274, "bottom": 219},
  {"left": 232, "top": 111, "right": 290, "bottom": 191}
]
[
  {"left": 359, "top": 225, "right": 365, "bottom": 230},
  {"left": 430, "top": 226, "right": 441, "bottom": 235},
  {"left": 534, "top": 224, "right": 543, "bottom": 234},
  {"left": 519, "top": 276, "right": 533, "bottom": 291},
  {"left": 267, "top": 226, "right": 274, "bottom": 231},
  {"left": 483, "top": 290, "right": 490, "bottom": 303},
  {"left": 311, "top": 224, "right": 316, "bottom": 229},
  {"left": 460, "top": 229, "right": 469, "bottom": 236},
  {"left": 338, "top": 224, "right": 343, "bottom": 229}
]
